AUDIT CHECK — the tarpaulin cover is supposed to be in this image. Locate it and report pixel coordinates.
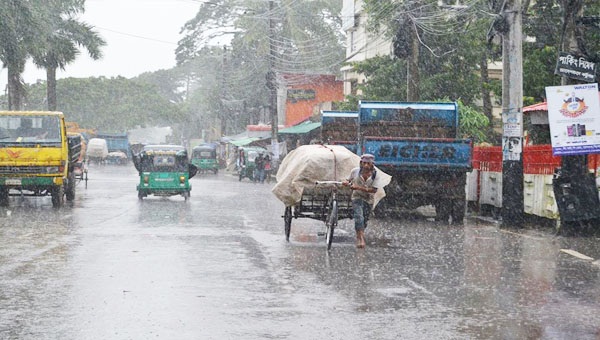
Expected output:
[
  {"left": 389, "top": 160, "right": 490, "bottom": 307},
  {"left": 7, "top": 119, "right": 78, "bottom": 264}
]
[{"left": 271, "top": 144, "right": 391, "bottom": 207}]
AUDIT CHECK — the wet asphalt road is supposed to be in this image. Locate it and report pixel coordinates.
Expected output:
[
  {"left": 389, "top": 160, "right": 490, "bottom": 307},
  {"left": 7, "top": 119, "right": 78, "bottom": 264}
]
[{"left": 0, "top": 164, "right": 599, "bottom": 339}]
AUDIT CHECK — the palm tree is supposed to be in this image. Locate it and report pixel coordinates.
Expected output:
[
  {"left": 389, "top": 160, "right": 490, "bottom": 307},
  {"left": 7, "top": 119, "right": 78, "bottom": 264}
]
[
  {"left": 0, "top": 1, "right": 47, "bottom": 110},
  {"left": 33, "top": 7, "right": 105, "bottom": 110}
]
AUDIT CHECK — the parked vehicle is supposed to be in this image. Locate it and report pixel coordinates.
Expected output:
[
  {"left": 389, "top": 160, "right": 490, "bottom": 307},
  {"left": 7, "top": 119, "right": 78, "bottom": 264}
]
[
  {"left": 106, "top": 151, "right": 128, "bottom": 165},
  {"left": 191, "top": 143, "right": 219, "bottom": 174},
  {"left": 0, "top": 111, "right": 80, "bottom": 207},
  {"left": 133, "top": 144, "right": 197, "bottom": 200},
  {"left": 96, "top": 132, "right": 132, "bottom": 159},
  {"left": 87, "top": 138, "right": 108, "bottom": 164},
  {"left": 67, "top": 132, "right": 88, "bottom": 188},
  {"left": 320, "top": 110, "right": 359, "bottom": 153},
  {"left": 236, "top": 146, "right": 267, "bottom": 182},
  {"left": 357, "top": 101, "right": 472, "bottom": 222}
]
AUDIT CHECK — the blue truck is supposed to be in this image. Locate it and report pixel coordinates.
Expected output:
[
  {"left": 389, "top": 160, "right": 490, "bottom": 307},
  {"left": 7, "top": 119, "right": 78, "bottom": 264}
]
[
  {"left": 320, "top": 110, "right": 359, "bottom": 153},
  {"left": 358, "top": 101, "right": 472, "bottom": 222},
  {"left": 95, "top": 132, "right": 132, "bottom": 161}
]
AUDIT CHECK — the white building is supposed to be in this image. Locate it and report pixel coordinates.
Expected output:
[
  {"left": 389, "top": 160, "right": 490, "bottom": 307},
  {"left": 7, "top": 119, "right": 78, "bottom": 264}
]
[{"left": 341, "top": 0, "right": 392, "bottom": 97}]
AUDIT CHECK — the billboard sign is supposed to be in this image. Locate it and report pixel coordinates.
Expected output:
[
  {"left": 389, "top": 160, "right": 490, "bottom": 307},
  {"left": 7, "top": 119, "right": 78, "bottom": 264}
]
[
  {"left": 545, "top": 83, "right": 600, "bottom": 155},
  {"left": 555, "top": 52, "right": 597, "bottom": 82}
]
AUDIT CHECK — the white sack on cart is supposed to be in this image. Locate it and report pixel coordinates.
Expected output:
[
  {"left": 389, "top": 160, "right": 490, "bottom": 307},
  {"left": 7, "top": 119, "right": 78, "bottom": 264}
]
[{"left": 271, "top": 144, "right": 391, "bottom": 208}]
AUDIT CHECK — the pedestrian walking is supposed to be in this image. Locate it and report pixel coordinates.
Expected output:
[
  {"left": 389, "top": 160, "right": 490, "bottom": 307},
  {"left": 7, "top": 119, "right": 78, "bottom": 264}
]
[
  {"left": 255, "top": 153, "right": 266, "bottom": 183},
  {"left": 342, "top": 154, "right": 379, "bottom": 248},
  {"left": 264, "top": 155, "right": 272, "bottom": 183}
]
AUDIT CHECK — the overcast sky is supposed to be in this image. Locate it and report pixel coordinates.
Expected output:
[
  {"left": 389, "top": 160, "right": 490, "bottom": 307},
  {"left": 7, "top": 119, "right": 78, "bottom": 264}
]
[{"left": 0, "top": 0, "right": 202, "bottom": 89}]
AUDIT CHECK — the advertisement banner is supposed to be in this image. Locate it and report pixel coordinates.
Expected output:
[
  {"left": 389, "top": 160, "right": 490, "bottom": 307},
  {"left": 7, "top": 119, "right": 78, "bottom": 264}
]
[{"left": 545, "top": 83, "right": 600, "bottom": 155}]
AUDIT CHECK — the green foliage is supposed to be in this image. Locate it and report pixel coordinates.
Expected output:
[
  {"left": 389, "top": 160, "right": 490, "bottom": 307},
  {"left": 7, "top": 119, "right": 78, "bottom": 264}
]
[
  {"left": 345, "top": 52, "right": 483, "bottom": 105},
  {"left": 522, "top": 45, "right": 561, "bottom": 101},
  {"left": 23, "top": 77, "right": 183, "bottom": 132},
  {"left": 349, "top": 56, "right": 407, "bottom": 101},
  {"left": 456, "top": 100, "right": 490, "bottom": 144},
  {"left": 335, "top": 96, "right": 359, "bottom": 112},
  {"left": 175, "top": 0, "right": 345, "bottom": 135}
]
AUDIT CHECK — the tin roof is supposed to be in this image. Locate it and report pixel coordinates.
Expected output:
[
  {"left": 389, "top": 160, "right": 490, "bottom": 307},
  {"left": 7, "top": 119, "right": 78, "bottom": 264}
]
[{"left": 523, "top": 102, "right": 547, "bottom": 113}]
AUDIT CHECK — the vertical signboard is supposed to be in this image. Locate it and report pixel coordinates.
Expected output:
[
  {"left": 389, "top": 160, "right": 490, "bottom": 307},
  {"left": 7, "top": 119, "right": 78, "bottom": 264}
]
[
  {"left": 545, "top": 83, "right": 600, "bottom": 155},
  {"left": 502, "top": 107, "right": 522, "bottom": 161}
]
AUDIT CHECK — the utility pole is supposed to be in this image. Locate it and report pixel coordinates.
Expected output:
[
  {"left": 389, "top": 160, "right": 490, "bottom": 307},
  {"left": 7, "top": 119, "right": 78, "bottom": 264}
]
[
  {"left": 407, "top": 24, "right": 420, "bottom": 102},
  {"left": 267, "top": 0, "right": 279, "bottom": 163},
  {"left": 500, "top": 0, "right": 524, "bottom": 227},
  {"left": 220, "top": 46, "right": 227, "bottom": 137}
]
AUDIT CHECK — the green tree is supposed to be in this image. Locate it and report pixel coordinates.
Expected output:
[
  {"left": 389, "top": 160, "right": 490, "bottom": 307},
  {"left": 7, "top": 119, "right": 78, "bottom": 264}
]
[
  {"left": 0, "top": 0, "right": 48, "bottom": 110},
  {"left": 457, "top": 100, "right": 490, "bottom": 144},
  {"left": 358, "top": 0, "right": 501, "bottom": 106},
  {"left": 176, "top": 0, "right": 344, "bottom": 136},
  {"left": 32, "top": 1, "right": 105, "bottom": 111},
  {"left": 24, "top": 76, "right": 184, "bottom": 132}
]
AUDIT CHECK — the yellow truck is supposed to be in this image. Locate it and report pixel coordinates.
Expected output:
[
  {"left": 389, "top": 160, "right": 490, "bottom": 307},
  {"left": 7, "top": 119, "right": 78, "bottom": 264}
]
[{"left": 0, "top": 111, "right": 80, "bottom": 207}]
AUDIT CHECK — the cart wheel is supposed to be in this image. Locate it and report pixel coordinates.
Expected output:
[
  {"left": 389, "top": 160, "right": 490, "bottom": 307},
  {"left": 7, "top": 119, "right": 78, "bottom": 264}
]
[
  {"left": 325, "top": 200, "right": 338, "bottom": 250},
  {"left": 284, "top": 206, "right": 292, "bottom": 242}
]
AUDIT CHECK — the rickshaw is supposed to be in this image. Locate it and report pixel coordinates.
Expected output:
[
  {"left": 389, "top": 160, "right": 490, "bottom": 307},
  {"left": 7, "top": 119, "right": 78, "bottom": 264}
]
[
  {"left": 272, "top": 144, "right": 391, "bottom": 250},
  {"left": 132, "top": 144, "right": 198, "bottom": 200},
  {"left": 191, "top": 143, "right": 219, "bottom": 174},
  {"left": 284, "top": 181, "right": 354, "bottom": 250},
  {"left": 67, "top": 132, "right": 88, "bottom": 188},
  {"left": 237, "top": 146, "right": 267, "bottom": 182}
]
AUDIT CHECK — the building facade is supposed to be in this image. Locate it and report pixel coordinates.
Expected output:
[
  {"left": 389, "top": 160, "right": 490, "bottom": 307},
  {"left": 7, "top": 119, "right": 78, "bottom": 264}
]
[
  {"left": 341, "top": 0, "right": 392, "bottom": 97},
  {"left": 280, "top": 74, "right": 344, "bottom": 127}
]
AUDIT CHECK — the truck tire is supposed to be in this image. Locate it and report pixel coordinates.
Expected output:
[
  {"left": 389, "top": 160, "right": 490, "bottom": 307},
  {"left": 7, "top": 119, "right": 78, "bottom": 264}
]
[
  {"left": 451, "top": 199, "right": 466, "bottom": 224},
  {"left": 66, "top": 172, "right": 76, "bottom": 201},
  {"left": 0, "top": 188, "right": 9, "bottom": 207},
  {"left": 51, "top": 186, "right": 64, "bottom": 208},
  {"left": 435, "top": 201, "right": 451, "bottom": 223}
]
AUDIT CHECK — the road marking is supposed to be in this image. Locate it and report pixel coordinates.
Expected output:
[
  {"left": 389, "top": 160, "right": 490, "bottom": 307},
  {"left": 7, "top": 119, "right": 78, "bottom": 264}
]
[{"left": 560, "top": 248, "right": 594, "bottom": 261}]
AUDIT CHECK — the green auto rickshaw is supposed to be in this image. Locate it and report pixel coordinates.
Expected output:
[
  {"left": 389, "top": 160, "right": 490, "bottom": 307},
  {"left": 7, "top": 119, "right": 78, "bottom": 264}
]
[
  {"left": 191, "top": 143, "right": 219, "bottom": 174},
  {"left": 133, "top": 144, "right": 198, "bottom": 200},
  {"left": 237, "top": 146, "right": 267, "bottom": 182}
]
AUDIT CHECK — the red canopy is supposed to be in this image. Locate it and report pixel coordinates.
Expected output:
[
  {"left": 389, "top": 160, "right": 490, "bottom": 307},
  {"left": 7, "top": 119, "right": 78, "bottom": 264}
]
[{"left": 523, "top": 102, "right": 547, "bottom": 113}]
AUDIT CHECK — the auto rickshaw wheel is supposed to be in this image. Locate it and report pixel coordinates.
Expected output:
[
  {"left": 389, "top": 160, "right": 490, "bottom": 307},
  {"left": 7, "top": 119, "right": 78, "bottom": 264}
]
[
  {"left": 183, "top": 191, "right": 190, "bottom": 201},
  {"left": 138, "top": 190, "right": 145, "bottom": 200}
]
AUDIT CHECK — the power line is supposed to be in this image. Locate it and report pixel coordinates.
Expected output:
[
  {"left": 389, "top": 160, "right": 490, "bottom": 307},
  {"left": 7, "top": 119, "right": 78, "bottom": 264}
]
[{"left": 94, "top": 26, "right": 179, "bottom": 45}]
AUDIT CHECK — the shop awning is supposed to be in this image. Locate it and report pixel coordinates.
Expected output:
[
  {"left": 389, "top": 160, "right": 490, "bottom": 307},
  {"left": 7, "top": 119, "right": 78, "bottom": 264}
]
[
  {"left": 279, "top": 121, "right": 321, "bottom": 134},
  {"left": 523, "top": 102, "right": 547, "bottom": 113},
  {"left": 523, "top": 101, "right": 549, "bottom": 124},
  {"left": 230, "top": 137, "right": 260, "bottom": 147}
]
